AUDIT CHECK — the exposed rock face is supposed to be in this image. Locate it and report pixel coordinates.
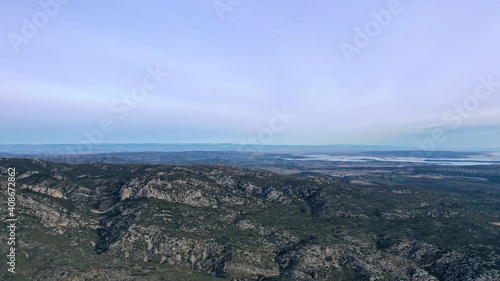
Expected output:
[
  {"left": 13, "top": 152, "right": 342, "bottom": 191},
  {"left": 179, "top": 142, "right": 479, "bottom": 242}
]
[
  {"left": 18, "top": 195, "right": 74, "bottom": 228},
  {"left": 0, "top": 158, "right": 498, "bottom": 281},
  {"left": 25, "top": 185, "right": 65, "bottom": 198},
  {"left": 118, "top": 175, "right": 218, "bottom": 207}
]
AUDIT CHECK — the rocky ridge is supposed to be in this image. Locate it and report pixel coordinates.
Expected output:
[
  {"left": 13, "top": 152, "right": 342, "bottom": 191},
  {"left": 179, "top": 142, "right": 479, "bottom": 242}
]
[{"left": 0, "top": 158, "right": 498, "bottom": 280}]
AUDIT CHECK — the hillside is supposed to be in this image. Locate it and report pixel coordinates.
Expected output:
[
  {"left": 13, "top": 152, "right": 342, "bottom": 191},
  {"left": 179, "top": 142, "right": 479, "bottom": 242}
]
[{"left": 0, "top": 158, "right": 499, "bottom": 280}]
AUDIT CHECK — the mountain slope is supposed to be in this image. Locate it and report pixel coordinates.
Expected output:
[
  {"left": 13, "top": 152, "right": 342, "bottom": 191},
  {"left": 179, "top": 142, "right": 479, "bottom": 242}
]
[{"left": 0, "top": 158, "right": 498, "bottom": 280}]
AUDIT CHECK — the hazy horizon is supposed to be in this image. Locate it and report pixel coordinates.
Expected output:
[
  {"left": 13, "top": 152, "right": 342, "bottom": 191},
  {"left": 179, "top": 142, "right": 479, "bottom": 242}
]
[{"left": 0, "top": 142, "right": 498, "bottom": 152}]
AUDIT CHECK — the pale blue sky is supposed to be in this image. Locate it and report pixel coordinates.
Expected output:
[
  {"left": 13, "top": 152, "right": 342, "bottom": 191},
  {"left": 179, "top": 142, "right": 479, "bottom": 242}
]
[{"left": 1, "top": 0, "right": 500, "bottom": 149}]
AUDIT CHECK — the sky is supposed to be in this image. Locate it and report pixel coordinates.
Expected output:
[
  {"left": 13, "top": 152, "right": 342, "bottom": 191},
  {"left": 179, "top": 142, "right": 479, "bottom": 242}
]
[{"left": 1, "top": 0, "right": 500, "bottom": 149}]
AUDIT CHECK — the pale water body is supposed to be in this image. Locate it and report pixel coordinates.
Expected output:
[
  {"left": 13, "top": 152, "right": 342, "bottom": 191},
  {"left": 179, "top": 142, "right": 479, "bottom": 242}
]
[{"left": 289, "top": 154, "right": 500, "bottom": 166}]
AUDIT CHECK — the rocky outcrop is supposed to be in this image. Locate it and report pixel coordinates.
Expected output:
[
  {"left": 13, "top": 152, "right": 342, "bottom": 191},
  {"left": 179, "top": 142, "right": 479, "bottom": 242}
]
[
  {"left": 22, "top": 184, "right": 65, "bottom": 198},
  {"left": 118, "top": 176, "right": 218, "bottom": 208},
  {"left": 377, "top": 236, "right": 500, "bottom": 281}
]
